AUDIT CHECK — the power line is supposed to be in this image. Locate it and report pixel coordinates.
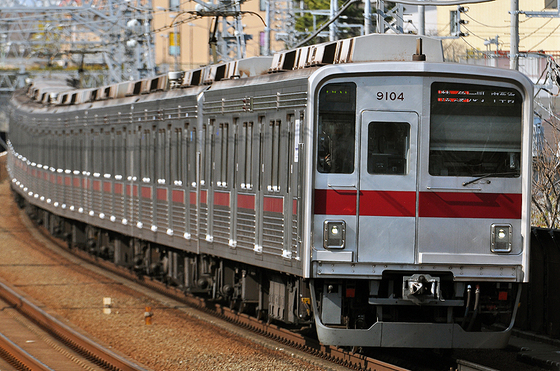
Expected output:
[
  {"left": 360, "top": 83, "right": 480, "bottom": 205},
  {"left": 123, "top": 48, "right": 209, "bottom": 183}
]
[{"left": 528, "top": 21, "right": 560, "bottom": 51}]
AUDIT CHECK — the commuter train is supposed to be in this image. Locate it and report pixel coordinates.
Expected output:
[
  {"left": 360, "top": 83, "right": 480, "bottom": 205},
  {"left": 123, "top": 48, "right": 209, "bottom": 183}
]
[{"left": 7, "top": 34, "right": 533, "bottom": 348}]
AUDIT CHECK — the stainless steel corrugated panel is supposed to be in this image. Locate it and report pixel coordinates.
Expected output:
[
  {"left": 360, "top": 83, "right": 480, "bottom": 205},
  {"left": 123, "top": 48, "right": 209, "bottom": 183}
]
[
  {"left": 199, "top": 204, "right": 208, "bottom": 237},
  {"left": 114, "top": 193, "right": 124, "bottom": 221},
  {"left": 132, "top": 196, "right": 139, "bottom": 225},
  {"left": 140, "top": 197, "right": 153, "bottom": 226},
  {"left": 92, "top": 190, "right": 102, "bottom": 215},
  {"left": 172, "top": 202, "right": 186, "bottom": 235},
  {"left": 291, "top": 212, "right": 298, "bottom": 259},
  {"left": 236, "top": 209, "right": 256, "bottom": 250},
  {"left": 156, "top": 200, "right": 169, "bottom": 230},
  {"left": 213, "top": 206, "right": 230, "bottom": 246},
  {"left": 189, "top": 205, "right": 198, "bottom": 239},
  {"left": 262, "top": 213, "right": 284, "bottom": 256}
]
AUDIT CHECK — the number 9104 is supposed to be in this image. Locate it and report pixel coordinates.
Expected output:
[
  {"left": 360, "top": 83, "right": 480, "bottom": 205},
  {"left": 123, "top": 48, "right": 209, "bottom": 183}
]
[{"left": 377, "top": 92, "right": 404, "bottom": 101}]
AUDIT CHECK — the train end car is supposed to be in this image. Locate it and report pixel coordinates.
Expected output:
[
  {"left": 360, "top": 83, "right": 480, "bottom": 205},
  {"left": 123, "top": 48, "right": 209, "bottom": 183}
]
[{"left": 304, "top": 37, "right": 533, "bottom": 348}]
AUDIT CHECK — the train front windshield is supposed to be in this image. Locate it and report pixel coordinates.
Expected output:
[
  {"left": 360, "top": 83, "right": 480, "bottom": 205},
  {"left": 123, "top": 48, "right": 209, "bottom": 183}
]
[{"left": 429, "top": 82, "right": 522, "bottom": 178}]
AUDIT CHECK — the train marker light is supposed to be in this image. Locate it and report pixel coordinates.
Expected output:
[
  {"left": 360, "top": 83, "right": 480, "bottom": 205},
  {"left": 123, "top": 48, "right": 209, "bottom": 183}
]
[
  {"left": 491, "top": 224, "right": 512, "bottom": 253},
  {"left": 323, "top": 220, "right": 346, "bottom": 249}
]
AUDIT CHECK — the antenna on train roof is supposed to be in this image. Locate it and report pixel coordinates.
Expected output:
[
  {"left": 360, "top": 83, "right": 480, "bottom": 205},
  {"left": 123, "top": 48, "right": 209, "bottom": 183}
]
[{"left": 412, "top": 38, "right": 427, "bottom": 62}]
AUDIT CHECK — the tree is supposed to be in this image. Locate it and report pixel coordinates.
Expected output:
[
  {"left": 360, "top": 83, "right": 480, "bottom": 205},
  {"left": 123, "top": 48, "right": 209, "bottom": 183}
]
[
  {"left": 532, "top": 115, "right": 560, "bottom": 228},
  {"left": 531, "top": 55, "right": 560, "bottom": 228}
]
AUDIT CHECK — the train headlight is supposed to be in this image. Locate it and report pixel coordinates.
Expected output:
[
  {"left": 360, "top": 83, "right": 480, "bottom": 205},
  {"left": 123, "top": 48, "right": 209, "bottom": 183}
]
[
  {"left": 323, "top": 220, "right": 346, "bottom": 249},
  {"left": 491, "top": 224, "right": 512, "bottom": 253}
]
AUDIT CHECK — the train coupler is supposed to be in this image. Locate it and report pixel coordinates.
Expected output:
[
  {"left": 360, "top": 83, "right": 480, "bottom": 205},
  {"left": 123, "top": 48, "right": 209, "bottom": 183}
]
[{"left": 402, "top": 274, "right": 444, "bottom": 305}]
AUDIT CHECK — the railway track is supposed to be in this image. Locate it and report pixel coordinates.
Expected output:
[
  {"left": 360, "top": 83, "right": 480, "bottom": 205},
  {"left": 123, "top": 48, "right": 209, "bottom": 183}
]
[
  {"left": 38, "top": 226, "right": 407, "bottom": 371},
  {"left": 0, "top": 281, "right": 148, "bottom": 371},
  {"left": 33, "top": 221, "right": 553, "bottom": 371},
  {"left": 31, "top": 212, "right": 520, "bottom": 371}
]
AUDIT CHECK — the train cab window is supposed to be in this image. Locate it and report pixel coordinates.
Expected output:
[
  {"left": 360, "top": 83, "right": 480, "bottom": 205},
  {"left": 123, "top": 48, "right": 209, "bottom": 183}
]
[
  {"left": 429, "top": 82, "right": 522, "bottom": 177},
  {"left": 317, "top": 83, "right": 356, "bottom": 173},
  {"left": 367, "top": 122, "right": 410, "bottom": 175}
]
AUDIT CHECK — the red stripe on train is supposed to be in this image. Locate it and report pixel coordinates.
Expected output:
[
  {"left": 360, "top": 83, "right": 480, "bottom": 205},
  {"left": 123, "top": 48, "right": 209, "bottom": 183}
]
[
  {"left": 314, "top": 189, "right": 522, "bottom": 219},
  {"left": 263, "top": 196, "right": 283, "bottom": 213},
  {"left": 126, "top": 184, "right": 138, "bottom": 197},
  {"left": 314, "top": 189, "right": 357, "bottom": 215},
  {"left": 360, "top": 190, "right": 416, "bottom": 217},
  {"left": 114, "top": 183, "right": 123, "bottom": 195},
  {"left": 172, "top": 190, "right": 184, "bottom": 203},
  {"left": 141, "top": 186, "right": 152, "bottom": 199},
  {"left": 214, "top": 191, "right": 230, "bottom": 207},
  {"left": 237, "top": 194, "right": 255, "bottom": 210},
  {"left": 157, "top": 188, "right": 167, "bottom": 201},
  {"left": 418, "top": 192, "right": 522, "bottom": 219},
  {"left": 200, "top": 190, "right": 207, "bottom": 204}
]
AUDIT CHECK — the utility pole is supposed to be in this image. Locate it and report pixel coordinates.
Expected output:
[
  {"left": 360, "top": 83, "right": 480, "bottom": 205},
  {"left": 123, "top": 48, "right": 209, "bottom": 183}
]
[
  {"left": 510, "top": 0, "right": 519, "bottom": 70},
  {"left": 364, "top": 0, "right": 372, "bottom": 34},
  {"left": 418, "top": 5, "right": 425, "bottom": 35},
  {"left": 330, "top": 0, "right": 339, "bottom": 41}
]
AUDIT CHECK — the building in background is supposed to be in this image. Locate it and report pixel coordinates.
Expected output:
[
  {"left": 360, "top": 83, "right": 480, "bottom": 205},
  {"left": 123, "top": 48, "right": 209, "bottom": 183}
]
[
  {"left": 436, "top": 1, "right": 560, "bottom": 61},
  {"left": 151, "top": 0, "right": 284, "bottom": 72}
]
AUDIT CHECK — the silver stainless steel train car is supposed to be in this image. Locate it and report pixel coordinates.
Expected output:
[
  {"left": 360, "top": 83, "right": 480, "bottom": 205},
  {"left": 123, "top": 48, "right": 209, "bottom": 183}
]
[{"left": 7, "top": 34, "right": 533, "bottom": 348}]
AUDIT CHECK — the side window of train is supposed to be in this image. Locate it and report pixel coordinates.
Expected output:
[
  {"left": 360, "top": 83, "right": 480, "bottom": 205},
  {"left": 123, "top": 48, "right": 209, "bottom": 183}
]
[
  {"left": 156, "top": 128, "right": 168, "bottom": 184},
  {"left": 104, "top": 131, "right": 113, "bottom": 177},
  {"left": 78, "top": 133, "right": 84, "bottom": 174},
  {"left": 201, "top": 124, "right": 208, "bottom": 186},
  {"left": 317, "top": 82, "right": 356, "bottom": 174},
  {"left": 287, "top": 114, "right": 296, "bottom": 192},
  {"left": 367, "top": 122, "right": 410, "bottom": 175},
  {"left": 115, "top": 130, "right": 124, "bottom": 178},
  {"left": 187, "top": 125, "right": 196, "bottom": 187},
  {"left": 238, "top": 121, "right": 253, "bottom": 190},
  {"left": 94, "top": 131, "right": 103, "bottom": 176},
  {"left": 172, "top": 127, "right": 184, "bottom": 186},
  {"left": 141, "top": 129, "right": 150, "bottom": 181},
  {"left": 131, "top": 129, "right": 140, "bottom": 181},
  {"left": 218, "top": 122, "right": 229, "bottom": 187},
  {"left": 269, "top": 119, "right": 281, "bottom": 192},
  {"left": 62, "top": 132, "right": 69, "bottom": 171}
]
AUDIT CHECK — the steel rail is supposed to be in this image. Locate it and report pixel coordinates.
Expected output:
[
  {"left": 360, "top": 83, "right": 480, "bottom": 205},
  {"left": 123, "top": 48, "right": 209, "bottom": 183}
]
[
  {"left": 0, "top": 331, "right": 55, "bottom": 371},
  {"left": 0, "top": 278, "right": 149, "bottom": 371}
]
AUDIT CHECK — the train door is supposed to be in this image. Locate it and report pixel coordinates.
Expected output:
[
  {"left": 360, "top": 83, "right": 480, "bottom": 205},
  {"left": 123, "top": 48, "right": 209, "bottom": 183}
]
[{"left": 358, "top": 111, "right": 418, "bottom": 264}]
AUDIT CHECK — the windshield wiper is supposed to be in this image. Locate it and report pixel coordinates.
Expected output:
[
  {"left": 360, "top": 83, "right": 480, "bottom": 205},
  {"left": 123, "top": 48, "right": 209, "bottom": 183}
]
[{"left": 462, "top": 172, "right": 519, "bottom": 187}]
